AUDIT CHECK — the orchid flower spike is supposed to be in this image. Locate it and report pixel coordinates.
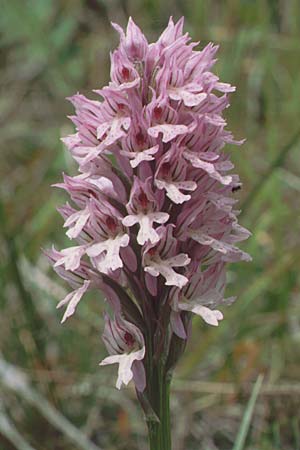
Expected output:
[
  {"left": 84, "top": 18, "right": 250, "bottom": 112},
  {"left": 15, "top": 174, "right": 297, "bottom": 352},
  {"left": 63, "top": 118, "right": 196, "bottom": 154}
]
[{"left": 47, "top": 16, "right": 251, "bottom": 393}]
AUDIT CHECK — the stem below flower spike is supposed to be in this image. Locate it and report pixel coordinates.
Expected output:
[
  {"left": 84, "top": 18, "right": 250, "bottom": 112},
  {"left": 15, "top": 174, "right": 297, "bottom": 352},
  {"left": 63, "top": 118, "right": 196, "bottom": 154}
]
[{"left": 146, "top": 361, "right": 172, "bottom": 450}]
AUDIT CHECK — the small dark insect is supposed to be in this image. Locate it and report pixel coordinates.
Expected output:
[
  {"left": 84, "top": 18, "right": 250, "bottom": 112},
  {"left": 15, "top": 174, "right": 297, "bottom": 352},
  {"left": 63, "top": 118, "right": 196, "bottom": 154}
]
[{"left": 232, "top": 185, "right": 242, "bottom": 192}]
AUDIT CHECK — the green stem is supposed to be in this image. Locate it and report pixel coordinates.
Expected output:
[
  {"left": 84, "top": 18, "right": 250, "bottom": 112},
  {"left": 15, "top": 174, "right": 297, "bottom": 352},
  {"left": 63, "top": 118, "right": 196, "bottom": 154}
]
[
  {"left": 146, "top": 361, "right": 172, "bottom": 450},
  {"left": 163, "top": 374, "right": 172, "bottom": 449}
]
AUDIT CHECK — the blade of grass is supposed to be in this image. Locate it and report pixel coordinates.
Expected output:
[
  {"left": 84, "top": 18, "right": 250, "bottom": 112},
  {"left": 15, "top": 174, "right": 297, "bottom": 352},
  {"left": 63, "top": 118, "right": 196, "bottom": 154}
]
[
  {"left": 232, "top": 374, "right": 264, "bottom": 450},
  {"left": 0, "top": 355, "right": 102, "bottom": 450},
  {"left": 0, "top": 399, "right": 37, "bottom": 450}
]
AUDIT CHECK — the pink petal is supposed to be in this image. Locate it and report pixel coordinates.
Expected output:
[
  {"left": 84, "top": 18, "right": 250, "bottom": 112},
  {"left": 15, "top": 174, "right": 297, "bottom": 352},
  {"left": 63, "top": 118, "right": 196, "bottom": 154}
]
[
  {"left": 57, "top": 280, "right": 90, "bottom": 323},
  {"left": 87, "top": 234, "right": 130, "bottom": 272},
  {"left": 54, "top": 246, "right": 86, "bottom": 271},
  {"left": 145, "top": 272, "right": 157, "bottom": 296},
  {"left": 148, "top": 124, "right": 188, "bottom": 143},
  {"left": 65, "top": 207, "right": 90, "bottom": 239},
  {"left": 132, "top": 360, "right": 146, "bottom": 392},
  {"left": 190, "top": 305, "right": 223, "bottom": 326},
  {"left": 169, "top": 88, "right": 207, "bottom": 107},
  {"left": 156, "top": 179, "right": 196, "bottom": 204},
  {"left": 184, "top": 151, "right": 232, "bottom": 185},
  {"left": 170, "top": 311, "right": 187, "bottom": 339},
  {"left": 122, "top": 215, "right": 139, "bottom": 227}
]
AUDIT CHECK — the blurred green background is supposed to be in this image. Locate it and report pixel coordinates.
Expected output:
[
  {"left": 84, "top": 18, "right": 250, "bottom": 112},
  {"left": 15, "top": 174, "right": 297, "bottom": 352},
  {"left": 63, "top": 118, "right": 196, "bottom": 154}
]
[{"left": 1, "top": 0, "right": 300, "bottom": 449}]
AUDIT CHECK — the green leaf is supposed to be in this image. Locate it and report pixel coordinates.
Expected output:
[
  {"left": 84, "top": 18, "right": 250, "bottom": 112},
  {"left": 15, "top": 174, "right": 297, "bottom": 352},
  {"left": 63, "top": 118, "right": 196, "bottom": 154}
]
[{"left": 233, "top": 374, "right": 264, "bottom": 450}]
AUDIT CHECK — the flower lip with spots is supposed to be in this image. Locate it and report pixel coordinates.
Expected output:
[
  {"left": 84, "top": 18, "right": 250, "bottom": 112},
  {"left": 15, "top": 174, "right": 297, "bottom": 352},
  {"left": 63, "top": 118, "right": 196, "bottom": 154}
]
[{"left": 100, "top": 314, "right": 146, "bottom": 391}]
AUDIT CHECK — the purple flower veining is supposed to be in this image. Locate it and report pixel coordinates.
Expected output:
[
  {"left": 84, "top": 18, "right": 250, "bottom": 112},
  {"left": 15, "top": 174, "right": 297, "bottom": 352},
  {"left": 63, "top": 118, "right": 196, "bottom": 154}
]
[{"left": 47, "top": 17, "right": 251, "bottom": 392}]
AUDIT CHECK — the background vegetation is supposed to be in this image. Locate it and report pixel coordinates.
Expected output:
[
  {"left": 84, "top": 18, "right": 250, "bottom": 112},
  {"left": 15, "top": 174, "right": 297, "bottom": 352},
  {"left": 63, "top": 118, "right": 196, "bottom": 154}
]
[{"left": 1, "top": 0, "right": 300, "bottom": 449}]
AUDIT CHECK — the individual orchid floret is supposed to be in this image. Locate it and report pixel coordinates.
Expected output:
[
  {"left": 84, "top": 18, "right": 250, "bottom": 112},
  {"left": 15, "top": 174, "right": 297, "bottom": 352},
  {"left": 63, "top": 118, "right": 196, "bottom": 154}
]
[
  {"left": 46, "top": 246, "right": 96, "bottom": 286},
  {"left": 170, "top": 263, "right": 233, "bottom": 338},
  {"left": 183, "top": 147, "right": 233, "bottom": 186},
  {"left": 94, "top": 88, "right": 131, "bottom": 149},
  {"left": 59, "top": 203, "right": 90, "bottom": 239},
  {"left": 187, "top": 215, "right": 252, "bottom": 263},
  {"left": 45, "top": 247, "right": 100, "bottom": 323},
  {"left": 122, "top": 177, "right": 169, "bottom": 245},
  {"left": 120, "top": 117, "right": 159, "bottom": 169},
  {"left": 146, "top": 95, "right": 189, "bottom": 143},
  {"left": 157, "top": 16, "right": 185, "bottom": 48},
  {"left": 143, "top": 225, "right": 191, "bottom": 290},
  {"left": 155, "top": 58, "right": 208, "bottom": 107},
  {"left": 67, "top": 94, "right": 103, "bottom": 137},
  {"left": 100, "top": 314, "right": 146, "bottom": 391},
  {"left": 85, "top": 199, "right": 131, "bottom": 273},
  {"left": 53, "top": 245, "right": 87, "bottom": 272},
  {"left": 168, "top": 83, "right": 208, "bottom": 108},
  {"left": 123, "top": 143, "right": 159, "bottom": 169},
  {"left": 110, "top": 49, "right": 140, "bottom": 91},
  {"left": 112, "top": 17, "right": 148, "bottom": 62},
  {"left": 53, "top": 174, "right": 102, "bottom": 209},
  {"left": 87, "top": 235, "right": 130, "bottom": 273},
  {"left": 155, "top": 144, "right": 197, "bottom": 204}
]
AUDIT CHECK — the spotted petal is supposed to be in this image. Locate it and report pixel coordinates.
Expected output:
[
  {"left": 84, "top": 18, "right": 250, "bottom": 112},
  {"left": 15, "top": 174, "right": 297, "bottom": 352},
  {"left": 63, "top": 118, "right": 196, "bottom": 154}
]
[
  {"left": 64, "top": 206, "right": 90, "bottom": 239},
  {"left": 189, "top": 231, "right": 252, "bottom": 262},
  {"left": 54, "top": 246, "right": 86, "bottom": 271},
  {"left": 155, "top": 179, "right": 197, "bottom": 204},
  {"left": 87, "top": 234, "right": 130, "bottom": 272},
  {"left": 123, "top": 212, "right": 169, "bottom": 245},
  {"left": 97, "top": 116, "right": 131, "bottom": 147},
  {"left": 144, "top": 253, "right": 190, "bottom": 288},
  {"left": 168, "top": 88, "right": 207, "bottom": 107},
  {"left": 121, "top": 145, "right": 159, "bottom": 168},
  {"left": 148, "top": 124, "right": 188, "bottom": 143},
  {"left": 184, "top": 151, "right": 232, "bottom": 185}
]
